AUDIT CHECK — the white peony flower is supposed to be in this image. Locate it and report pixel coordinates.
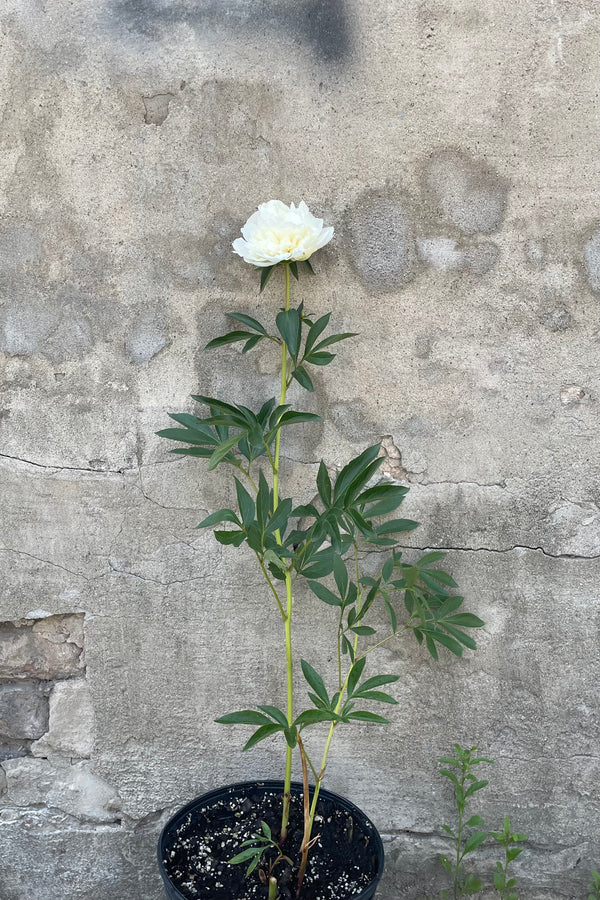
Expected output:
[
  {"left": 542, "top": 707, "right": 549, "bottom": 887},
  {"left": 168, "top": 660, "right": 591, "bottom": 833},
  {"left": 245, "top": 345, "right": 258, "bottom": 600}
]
[{"left": 232, "top": 200, "right": 334, "bottom": 267}]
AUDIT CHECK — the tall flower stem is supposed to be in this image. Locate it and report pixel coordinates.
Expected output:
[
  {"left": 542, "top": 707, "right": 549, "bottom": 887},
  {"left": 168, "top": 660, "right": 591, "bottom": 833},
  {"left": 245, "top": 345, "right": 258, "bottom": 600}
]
[{"left": 272, "top": 263, "right": 294, "bottom": 842}]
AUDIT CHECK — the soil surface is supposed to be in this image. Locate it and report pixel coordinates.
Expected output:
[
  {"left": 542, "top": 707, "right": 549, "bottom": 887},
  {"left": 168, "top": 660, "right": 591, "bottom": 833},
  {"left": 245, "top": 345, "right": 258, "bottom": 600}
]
[{"left": 161, "top": 784, "right": 381, "bottom": 900}]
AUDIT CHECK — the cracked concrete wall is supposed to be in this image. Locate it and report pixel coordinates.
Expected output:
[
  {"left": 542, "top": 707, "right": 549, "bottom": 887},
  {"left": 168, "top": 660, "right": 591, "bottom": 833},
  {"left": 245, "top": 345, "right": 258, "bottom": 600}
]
[{"left": 1, "top": 1, "right": 599, "bottom": 898}]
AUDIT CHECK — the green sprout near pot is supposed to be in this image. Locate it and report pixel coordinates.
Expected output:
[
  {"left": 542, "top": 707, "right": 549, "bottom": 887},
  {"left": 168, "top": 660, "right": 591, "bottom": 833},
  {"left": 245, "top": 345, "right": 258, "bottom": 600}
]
[
  {"left": 438, "top": 744, "right": 492, "bottom": 898},
  {"left": 158, "top": 200, "right": 485, "bottom": 894},
  {"left": 490, "top": 817, "right": 528, "bottom": 900},
  {"left": 588, "top": 870, "right": 600, "bottom": 900},
  {"left": 229, "top": 820, "right": 292, "bottom": 899}
]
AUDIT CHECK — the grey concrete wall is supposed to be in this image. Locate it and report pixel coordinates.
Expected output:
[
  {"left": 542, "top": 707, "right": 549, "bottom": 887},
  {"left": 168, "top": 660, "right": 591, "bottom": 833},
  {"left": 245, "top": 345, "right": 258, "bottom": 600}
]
[{"left": 1, "top": 1, "right": 599, "bottom": 898}]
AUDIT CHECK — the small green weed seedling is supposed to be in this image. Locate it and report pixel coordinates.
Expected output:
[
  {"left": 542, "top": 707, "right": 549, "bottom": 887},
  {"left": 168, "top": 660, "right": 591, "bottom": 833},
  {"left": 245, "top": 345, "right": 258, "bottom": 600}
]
[
  {"left": 229, "top": 819, "right": 292, "bottom": 898},
  {"left": 588, "top": 870, "right": 600, "bottom": 900},
  {"left": 438, "top": 744, "right": 493, "bottom": 898},
  {"left": 490, "top": 816, "right": 527, "bottom": 900}
]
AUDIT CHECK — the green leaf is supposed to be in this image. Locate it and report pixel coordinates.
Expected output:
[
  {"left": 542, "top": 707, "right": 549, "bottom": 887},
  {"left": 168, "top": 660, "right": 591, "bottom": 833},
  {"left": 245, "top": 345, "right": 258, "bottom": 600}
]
[
  {"left": 347, "top": 657, "right": 366, "bottom": 696},
  {"left": 277, "top": 410, "right": 322, "bottom": 426},
  {"left": 284, "top": 725, "right": 297, "bottom": 748},
  {"left": 303, "top": 258, "right": 315, "bottom": 275},
  {"left": 317, "top": 461, "right": 332, "bottom": 505},
  {"left": 507, "top": 847, "right": 524, "bottom": 862},
  {"left": 216, "top": 710, "right": 272, "bottom": 725},
  {"left": 276, "top": 308, "right": 302, "bottom": 360},
  {"left": 227, "top": 312, "right": 267, "bottom": 334},
  {"left": 465, "top": 815, "right": 485, "bottom": 827},
  {"left": 257, "top": 705, "right": 289, "bottom": 727},
  {"left": 157, "top": 427, "right": 213, "bottom": 445},
  {"left": 444, "top": 613, "right": 485, "bottom": 628},
  {"left": 376, "top": 518, "right": 419, "bottom": 535},
  {"left": 463, "top": 831, "right": 488, "bottom": 854},
  {"left": 214, "top": 530, "right": 246, "bottom": 546},
  {"left": 353, "top": 689, "right": 396, "bottom": 703},
  {"left": 197, "top": 509, "right": 240, "bottom": 528},
  {"left": 463, "top": 874, "right": 483, "bottom": 894},
  {"left": 295, "top": 709, "right": 337, "bottom": 728},
  {"left": 205, "top": 330, "right": 254, "bottom": 350},
  {"left": 229, "top": 847, "right": 263, "bottom": 865},
  {"left": 301, "top": 659, "right": 329, "bottom": 704},
  {"left": 267, "top": 498, "right": 293, "bottom": 536},
  {"left": 345, "top": 711, "right": 389, "bottom": 724},
  {"left": 256, "top": 471, "right": 270, "bottom": 529},
  {"left": 439, "top": 855, "right": 452, "bottom": 874},
  {"left": 441, "top": 824, "right": 456, "bottom": 838},
  {"left": 289, "top": 260, "right": 299, "bottom": 280},
  {"left": 464, "top": 779, "right": 489, "bottom": 798},
  {"left": 333, "top": 555, "right": 349, "bottom": 598},
  {"left": 208, "top": 434, "right": 243, "bottom": 470},
  {"left": 439, "top": 769, "right": 460, "bottom": 788},
  {"left": 292, "top": 366, "right": 314, "bottom": 392},
  {"left": 313, "top": 332, "right": 358, "bottom": 350},
  {"left": 351, "top": 626, "right": 376, "bottom": 636},
  {"left": 170, "top": 446, "right": 215, "bottom": 459},
  {"left": 385, "top": 598, "right": 397, "bottom": 632},
  {"left": 442, "top": 623, "right": 477, "bottom": 651},
  {"left": 243, "top": 723, "right": 283, "bottom": 750},
  {"left": 300, "top": 549, "right": 335, "bottom": 578},
  {"left": 305, "top": 351, "right": 335, "bottom": 366},
  {"left": 334, "top": 445, "right": 382, "bottom": 503},
  {"left": 307, "top": 580, "right": 342, "bottom": 607},
  {"left": 305, "top": 313, "right": 331, "bottom": 354},
  {"left": 431, "top": 630, "right": 464, "bottom": 656},
  {"left": 234, "top": 478, "right": 255, "bottom": 526},
  {"left": 417, "top": 550, "right": 447, "bottom": 567},
  {"left": 359, "top": 674, "right": 400, "bottom": 691},
  {"left": 260, "top": 265, "right": 277, "bottom": 293},
  {"left": 242, "top": 334, "right": 263, "bottom": 353}
]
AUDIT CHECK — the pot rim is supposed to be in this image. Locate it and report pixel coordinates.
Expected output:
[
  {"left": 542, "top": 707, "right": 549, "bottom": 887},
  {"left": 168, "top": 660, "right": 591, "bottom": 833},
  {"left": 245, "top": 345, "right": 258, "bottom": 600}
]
[{"left": 157, "top": 779, "right": 384, "bottom": 900}]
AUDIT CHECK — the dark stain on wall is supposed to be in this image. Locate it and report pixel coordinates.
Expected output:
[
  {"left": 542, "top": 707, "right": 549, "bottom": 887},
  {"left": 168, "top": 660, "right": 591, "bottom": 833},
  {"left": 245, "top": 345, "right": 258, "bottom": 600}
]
[{"left": 111, "top": 0, "right": 351, "bottom": 64}]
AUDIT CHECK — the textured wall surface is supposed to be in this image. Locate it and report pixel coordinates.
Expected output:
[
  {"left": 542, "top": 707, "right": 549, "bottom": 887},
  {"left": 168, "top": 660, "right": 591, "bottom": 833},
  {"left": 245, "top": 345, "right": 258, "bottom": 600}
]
[{"left": 1, "top": 1, "right": 599, "bottom": 898}]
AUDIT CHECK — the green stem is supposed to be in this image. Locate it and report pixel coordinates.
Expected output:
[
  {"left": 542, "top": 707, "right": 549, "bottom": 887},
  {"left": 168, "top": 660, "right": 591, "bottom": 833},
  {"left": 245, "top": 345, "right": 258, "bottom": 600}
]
[
  {"left": 272, "top": 263, "right": 293, "bottom": 843},
  {"left": 268, "top": 876, "right": 278, "bottom": 900},
  {"left": 455, "top": 766, "right": 466, "bottom": 899},
  {"left": 256, "top": 554, "right": 286, "bottom": 620}
]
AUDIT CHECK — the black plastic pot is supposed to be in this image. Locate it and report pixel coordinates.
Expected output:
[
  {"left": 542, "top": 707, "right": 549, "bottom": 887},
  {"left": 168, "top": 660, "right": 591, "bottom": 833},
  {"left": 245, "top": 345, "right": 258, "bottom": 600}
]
[{"left": 158, "top": 780, "right": 384, "bottom": 900}]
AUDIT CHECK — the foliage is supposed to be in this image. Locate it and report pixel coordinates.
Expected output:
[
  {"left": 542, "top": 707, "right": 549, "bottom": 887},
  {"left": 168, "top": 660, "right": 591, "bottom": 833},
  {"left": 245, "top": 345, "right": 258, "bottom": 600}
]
[
  {"left": 588, "top": 870, "right": 600, "bottom": 900},
  {"left": 157, "top": 232, "right": 485, "bottom": 892},
  {"left": 438, "top": 745, "right": 493, "bottom": 898},
  {"left": 490, "top": 817, "right": 528, "bottom": 900}
]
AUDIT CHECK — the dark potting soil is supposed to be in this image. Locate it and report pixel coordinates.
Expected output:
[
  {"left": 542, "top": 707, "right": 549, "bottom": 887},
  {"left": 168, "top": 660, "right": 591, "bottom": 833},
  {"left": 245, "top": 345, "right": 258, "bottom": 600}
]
[{"left": 162, "top": 786, "right": 380, "bottom": 900}]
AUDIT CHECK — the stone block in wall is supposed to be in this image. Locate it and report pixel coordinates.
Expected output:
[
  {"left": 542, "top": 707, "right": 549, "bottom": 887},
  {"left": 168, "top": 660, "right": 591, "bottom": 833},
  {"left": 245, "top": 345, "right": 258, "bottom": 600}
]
[
  {"left": 0, "top": 613, "right": 85, "bottom": 680},
  {"left": 31, "top": 678, "right": 94, "bottom": 758},
  {"left": 1, "top": 757, "right": 121, "bottom": 823},
  {"left": 0, "top": 681, "right": 49, "bottom": 741}
]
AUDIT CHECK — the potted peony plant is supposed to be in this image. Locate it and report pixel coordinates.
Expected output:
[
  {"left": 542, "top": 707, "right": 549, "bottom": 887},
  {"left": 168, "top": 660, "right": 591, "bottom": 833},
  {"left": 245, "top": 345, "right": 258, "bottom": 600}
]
[{"left": 156, "top": 201, "right": 484, "bottom": 900}]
